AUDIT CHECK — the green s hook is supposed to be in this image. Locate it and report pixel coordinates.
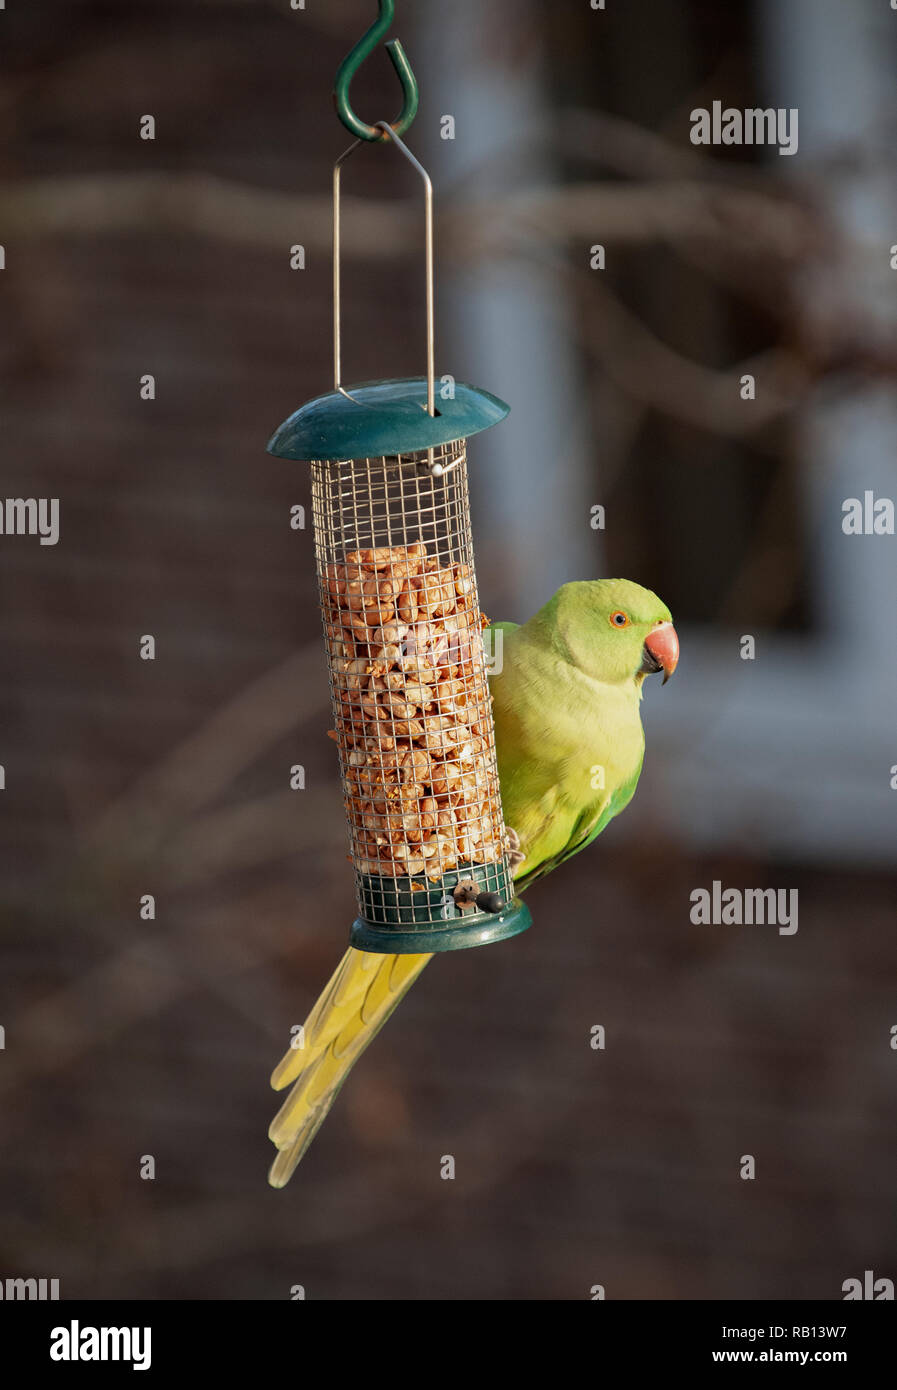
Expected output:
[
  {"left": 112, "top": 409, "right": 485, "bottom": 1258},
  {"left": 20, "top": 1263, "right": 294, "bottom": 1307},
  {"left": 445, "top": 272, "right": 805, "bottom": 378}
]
[{"left": 334, "top": 0, "right": 419, "bottom": 143}]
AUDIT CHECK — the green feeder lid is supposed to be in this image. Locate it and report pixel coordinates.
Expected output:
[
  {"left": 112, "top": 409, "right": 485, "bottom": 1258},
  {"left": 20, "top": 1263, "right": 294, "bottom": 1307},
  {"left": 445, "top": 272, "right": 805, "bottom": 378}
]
[{"left": 267, "top": 376, "right": 510, "bottom": 462}]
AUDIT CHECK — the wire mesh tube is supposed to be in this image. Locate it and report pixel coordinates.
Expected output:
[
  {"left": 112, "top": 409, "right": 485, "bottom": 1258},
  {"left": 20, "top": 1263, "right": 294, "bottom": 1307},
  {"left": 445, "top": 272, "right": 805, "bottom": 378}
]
[{"left": 311, "top": 439, "right": 516, "bottom": 935}]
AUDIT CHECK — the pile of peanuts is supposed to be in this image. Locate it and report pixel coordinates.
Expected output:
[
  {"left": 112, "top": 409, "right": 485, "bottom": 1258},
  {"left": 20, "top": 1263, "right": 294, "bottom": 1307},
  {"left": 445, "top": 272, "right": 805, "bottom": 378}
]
[{"left": 321, "top": 541, "right": 505, "bottom": 883}]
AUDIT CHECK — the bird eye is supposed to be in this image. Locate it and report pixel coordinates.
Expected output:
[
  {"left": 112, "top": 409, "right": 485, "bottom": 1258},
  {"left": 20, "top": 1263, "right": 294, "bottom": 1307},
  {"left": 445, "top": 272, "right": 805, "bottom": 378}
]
[{"left": 610, "top": 610, "right": 630, "bottom": 628}]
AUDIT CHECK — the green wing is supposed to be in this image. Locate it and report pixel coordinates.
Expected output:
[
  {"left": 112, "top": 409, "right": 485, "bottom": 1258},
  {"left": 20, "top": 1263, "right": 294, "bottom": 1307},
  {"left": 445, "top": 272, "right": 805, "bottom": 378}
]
[{"left": 513, "top": 765, "right": 642, "bottom": 893}]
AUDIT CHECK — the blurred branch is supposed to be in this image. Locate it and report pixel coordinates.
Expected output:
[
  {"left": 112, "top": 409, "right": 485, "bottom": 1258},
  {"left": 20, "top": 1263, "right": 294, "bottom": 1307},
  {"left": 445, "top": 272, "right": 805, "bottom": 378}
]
[
  {"left": 0, "top": 881, "right": 310, "bottom": 1105},
  {"left": 186, "top": 0, "right": 372, "bottom": 36},
  {"left": 447, "top": 180, "right": 818, "bottom": 272},
  {"left": 0, "top": 175, "right": 413, "bottom": 257},
  {"left": 0, "top": 648, "right": 339, "bottom": 1093},
  {"left": 159, "top": 789, "right": 342, "bottom": 889},
  {"left": 83, "top": 642, "right": 327, "bottom": 860},
  {"left": 0, "top": 170, "right": 817, "bottom": 270},
  {"left": 558, "top": 107, "right": 747, "bottom": 183},
  {"left": 573, "top": 270, "right": 812, "bottom": 437}
]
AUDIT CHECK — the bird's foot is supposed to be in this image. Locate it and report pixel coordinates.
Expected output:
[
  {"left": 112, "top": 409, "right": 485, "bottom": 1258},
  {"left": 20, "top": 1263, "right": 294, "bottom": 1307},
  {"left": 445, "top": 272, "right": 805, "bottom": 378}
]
[{"left": 504, "top": 827, "right": 526, "bottom": 873}]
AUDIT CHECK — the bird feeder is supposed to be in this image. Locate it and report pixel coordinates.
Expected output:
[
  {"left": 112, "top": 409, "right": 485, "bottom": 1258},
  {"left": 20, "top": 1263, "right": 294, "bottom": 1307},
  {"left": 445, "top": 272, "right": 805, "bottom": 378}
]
[{"left": 267, "top": 1, "right": 531, "bottom": 955}]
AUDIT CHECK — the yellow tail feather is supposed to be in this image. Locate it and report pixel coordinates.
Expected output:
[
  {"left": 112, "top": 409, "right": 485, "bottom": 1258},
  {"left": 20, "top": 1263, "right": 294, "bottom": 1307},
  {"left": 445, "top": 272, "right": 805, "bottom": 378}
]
[{"left": 267, "top": 947, "right": 431, "bottom": 1188}]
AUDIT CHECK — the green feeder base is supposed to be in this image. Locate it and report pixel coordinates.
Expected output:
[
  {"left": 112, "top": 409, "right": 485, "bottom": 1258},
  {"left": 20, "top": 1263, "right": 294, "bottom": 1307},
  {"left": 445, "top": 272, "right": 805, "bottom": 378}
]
[
  {"left": 349, "top": 862, "right": 531, "bottom": 954},
  {"left": 350, "top": 898, "right": 531, "bottom": 955}
]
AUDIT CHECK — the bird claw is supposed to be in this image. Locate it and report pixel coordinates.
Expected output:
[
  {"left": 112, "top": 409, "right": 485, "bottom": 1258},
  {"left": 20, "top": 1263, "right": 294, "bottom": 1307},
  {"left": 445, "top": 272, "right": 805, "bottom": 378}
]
[{"left": 504, "top": 826, "right": 526, "bottom": 873}]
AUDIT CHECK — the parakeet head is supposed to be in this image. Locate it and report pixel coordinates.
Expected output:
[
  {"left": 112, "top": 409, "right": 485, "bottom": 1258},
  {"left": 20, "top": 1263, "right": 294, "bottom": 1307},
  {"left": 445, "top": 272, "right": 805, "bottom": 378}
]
[{"left": 552, "top": 578, "right": 679, "bottom": 687}]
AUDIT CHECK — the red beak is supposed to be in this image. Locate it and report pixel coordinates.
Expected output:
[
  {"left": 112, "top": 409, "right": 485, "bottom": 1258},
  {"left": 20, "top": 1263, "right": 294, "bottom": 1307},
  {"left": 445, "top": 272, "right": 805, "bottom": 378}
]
[{"left": 643, "top": 621, "right": 679, "bottom": 684}]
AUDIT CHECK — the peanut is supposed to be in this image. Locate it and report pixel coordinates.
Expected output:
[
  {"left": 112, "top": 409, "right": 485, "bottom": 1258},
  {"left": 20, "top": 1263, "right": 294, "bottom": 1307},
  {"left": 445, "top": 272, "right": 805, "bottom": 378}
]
[
  {"left": 347, "top": 547, "right": 395, "bottom": 570},
  {"left": 396, "top": 581, "right": 419, "bottom": 624},
  {"left": 323, "top": 539, "right": 507, "bottom": 881}
]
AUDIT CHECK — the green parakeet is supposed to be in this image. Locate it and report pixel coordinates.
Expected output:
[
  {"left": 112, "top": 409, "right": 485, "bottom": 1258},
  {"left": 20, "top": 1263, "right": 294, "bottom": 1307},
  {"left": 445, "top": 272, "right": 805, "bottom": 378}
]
[
  {"left": 267, "top": 578, "right": 678, "bottom": 1187},
  {"left": 490, "top": 577, "right": 678, "bottom": 890}
]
